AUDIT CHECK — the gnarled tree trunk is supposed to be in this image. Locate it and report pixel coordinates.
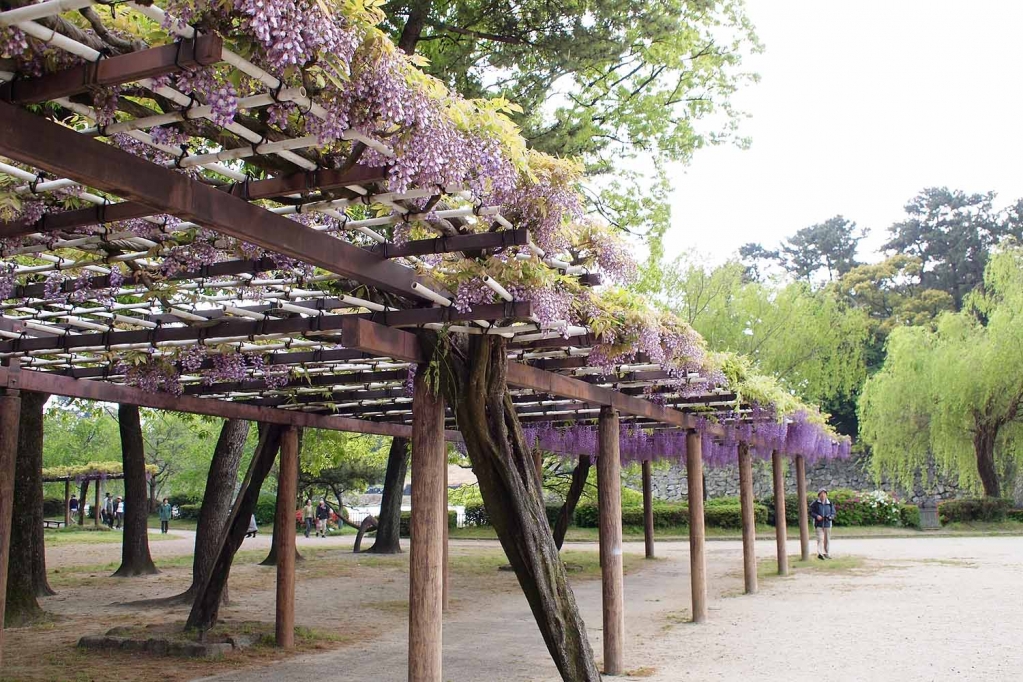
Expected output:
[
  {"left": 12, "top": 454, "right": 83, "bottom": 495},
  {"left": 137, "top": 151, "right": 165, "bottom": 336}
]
[
  {"left": 5, "top": 391, "right": 51, "bottom": 626},
  {"left": 367, "top": 436, "right": 409, "bottom": 553},
  {"left": 552, "top": 455, "right": 590, "bottom": 551},
  {"left": 165, "top": 419, "right": 250, "bottom": 605},
  {"left": 974, "top": 424, "right": 1001, "bottom": 498},
  {"left": 428, "top": 332, "right": 600, "bottom": 681},
  {"left": 112, "top": 404, "right": 158, "bottom": 577},
  {"left": 186, "top": 424, "right": 283, "bottom": 632}
]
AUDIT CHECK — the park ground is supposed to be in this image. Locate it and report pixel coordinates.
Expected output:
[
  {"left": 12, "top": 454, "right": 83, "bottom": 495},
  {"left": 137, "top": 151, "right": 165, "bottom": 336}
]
[{"left": 3, "top": 525, "right": 1022, "bottom": 681}]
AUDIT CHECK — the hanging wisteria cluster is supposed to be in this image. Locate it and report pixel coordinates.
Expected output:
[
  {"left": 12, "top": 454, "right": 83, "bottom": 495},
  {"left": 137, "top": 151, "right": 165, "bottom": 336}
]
[{"left": 522, "top": 414, "right": 851, "bottom": 466}]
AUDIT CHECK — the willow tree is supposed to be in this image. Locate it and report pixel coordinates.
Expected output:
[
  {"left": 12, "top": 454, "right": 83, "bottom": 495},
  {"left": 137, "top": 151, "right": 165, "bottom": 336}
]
[{"left": 860, "top": 248, "right": 1023, "bottom": 497}]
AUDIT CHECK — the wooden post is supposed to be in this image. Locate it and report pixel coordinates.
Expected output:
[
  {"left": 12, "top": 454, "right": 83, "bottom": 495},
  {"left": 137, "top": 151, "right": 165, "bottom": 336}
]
[
  {"left": 642, "top": 459, "right": 655, "bottom": 559},
  {"left": 597, "top": 407, "right": 624, "bottom": 675},
  {"left": 409, "top": 369, "right": 445, "bottom": 682},
  {"left": 796, "top": 454, "right": 810, "bottom": 562},
  {"left": 686, "top": 430, "right": 707, "bottom": 623},
  {"left": 442, "top": 460, "right": 449, "bottom": 612},
  {"left": 737, "top": 441, "right": 757, "bottom": 594},
  {"left": 64, "top": 479, "right": 71, "bottom": 526},
  {"left": 772, "top": 450, "right": 788, "bottom": 576},
  {"left": 94, "top": 478, "right": 101, "bottom": 527},
  {"left": 275, "top": 425, "right": 298, "bottom": 649},
  {"left": 0, "top": 388, "right": 23, "bottom": 667}
]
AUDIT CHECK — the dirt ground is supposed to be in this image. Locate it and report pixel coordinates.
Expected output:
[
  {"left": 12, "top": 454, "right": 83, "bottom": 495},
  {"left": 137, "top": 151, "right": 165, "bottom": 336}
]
[{"left": 4, "top": 531, "right": 1021, "bottom": 681}]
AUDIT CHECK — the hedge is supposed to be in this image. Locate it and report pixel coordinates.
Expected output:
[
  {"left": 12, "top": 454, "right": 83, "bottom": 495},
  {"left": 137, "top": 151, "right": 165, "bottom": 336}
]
[
  {"left": 899, "top": 504, "right": 920, "bottom": 529},
  {"left": 254, "top": 497, "right": 278, "bottom": 526},
  {"left": 1007, "top": 508, "right": 1023, "bottom": 523},
  {"left": 177, "top": 503, "right": 202, "bottom": 520},
  {"left": 939, "top": 498, "right": 1012, "bottom": 524},
  {"left": 399, "top": 511, "right": 459, "bottom": 537},
  {"left": 575, "top": 502, "right": 766, "bottom": 529}
]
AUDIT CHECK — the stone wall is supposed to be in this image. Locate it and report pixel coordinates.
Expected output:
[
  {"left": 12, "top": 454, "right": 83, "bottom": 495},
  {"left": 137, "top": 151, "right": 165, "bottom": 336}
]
[{"left": 638, "top": 451, "right": 965, "bottom": 504}]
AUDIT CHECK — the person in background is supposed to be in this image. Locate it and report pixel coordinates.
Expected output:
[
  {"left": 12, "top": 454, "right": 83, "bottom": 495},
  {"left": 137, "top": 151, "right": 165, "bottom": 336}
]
[
  {"left": 103, "top": 492, "right": 114, "bottom": 527},
  {"left": 315, "top": 499, "right": 330, "bottom": 538},
  {"left": 303, "top": 499, "right": 315, "bottom": 539},
  {"left": 114, "top": 496, "right": 124, "bottom": 529},
  {"left": 158, "top": 497, "right": 173, "bottom": 534},
  {"left": 68, "top": 494, "right": 79, "bottom": 523},
  {"left": 809, "top": 487, "right": 836, "bottom": 560},
  {"left": 246, "top": 514, "right": 258, "bottom": 538}
]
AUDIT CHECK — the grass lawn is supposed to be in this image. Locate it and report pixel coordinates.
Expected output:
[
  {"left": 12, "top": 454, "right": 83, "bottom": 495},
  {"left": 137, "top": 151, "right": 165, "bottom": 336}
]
[{"left": 757, "top": 553, "right": 866, "bottom": 581}]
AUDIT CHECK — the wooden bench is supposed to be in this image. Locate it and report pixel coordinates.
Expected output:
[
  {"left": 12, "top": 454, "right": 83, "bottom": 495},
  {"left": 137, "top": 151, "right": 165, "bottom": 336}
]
[{"left": 43, "top": 519, "right": 66, "bottom": 529}]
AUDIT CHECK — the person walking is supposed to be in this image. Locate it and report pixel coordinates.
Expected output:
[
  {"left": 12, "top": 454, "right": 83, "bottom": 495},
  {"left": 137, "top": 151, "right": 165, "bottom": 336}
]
[
  {"left": 303, "top": 499, "right": 315, "bottom": 539},
  {"left": 103, "top": 492, "right": 114, "bottom": 527},
  {"left": 809, "top": 487, "right": 836, "bottom": 559},
  {"left": 315, "top": 499, "right": 330, "bottom": 538},
  {"left": 68, "top": 494, "right": 79, "bottom": 523},
  {"left": 246, "top": 514, "right": 258, "bottom": 538},
  {"left": 158, "top": 498, "right": 173, "bottom": 534},
  {"left": 114, "top": 496, "right": 124, "bottom": 529}
]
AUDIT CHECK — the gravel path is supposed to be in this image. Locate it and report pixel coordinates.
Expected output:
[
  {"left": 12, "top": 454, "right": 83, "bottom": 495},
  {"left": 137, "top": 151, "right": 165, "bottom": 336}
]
[{"left": 194, "top": 535, "right": 1023, "bottom": 682}]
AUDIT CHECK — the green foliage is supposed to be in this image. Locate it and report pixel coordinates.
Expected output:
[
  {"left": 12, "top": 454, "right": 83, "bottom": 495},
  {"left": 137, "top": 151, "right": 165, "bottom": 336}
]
[
  {"left": 860, "top": 248, "right": 1023, "bottom": 497},
  {"left": 463, "top": 503, "right": 489, "bottom": 527},
  {"left": 899, "top": 504, "right": 921, "bottom": 529},
  {"left": 639, "top": 256, "right": 870, "bottom": 413},
  {"left": 828, "top": 489, "right": 902, "bottom": 527},
  {"left": 399, "top": 511, "right": 458, "bottom": 537},
  {"left": 254, "top": 496, "right": 278, "bottom": 526},
  {"left": 177, "top": 504, "right": 202, "bottom": 521},
  {"left": 883, "top": 188, "right": 1020, "bottom": 308},
  {"left": 778, "top": 216, "right": 866, "bottom": 284},
  {"left": 938, "top": 498, "right": 1013, "bottom": 525},
  {"left": 299, "top": 432, "right": 390, "bottom": 502},
  {"left": 575, "top": 501, "right": 765, "bottom": 529},
  {"left": 41, "top": 461, "right": 158, "bottom": 480}
]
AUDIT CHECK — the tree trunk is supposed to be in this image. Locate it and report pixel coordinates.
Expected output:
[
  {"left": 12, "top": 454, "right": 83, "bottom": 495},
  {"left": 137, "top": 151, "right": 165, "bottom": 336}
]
[
  {"left": 77, "top": 480, "right": 89, "bottom": 527},
  {"left": 429, "top": 333, "right": 600, "bottom": 681},
  {"left": 259, "top": 510, "right": 304, "bottom": 566},
  {"left": 164, "top": 419, "right": 250, "bottom": 605},
  {"left": 552, "top": 455, "right": 590, "bottom": 550},
  {"left": 112, "top": 404, "right": 158, "bottom": 577},
  {"left": 397, "top": 0, "right": 431, "bottom": 54},
  {"left": 974, "top": 425, "right": 1001, "bottom": 498},
  {"left": 5, "top": 391, "right": 51, "bottom": 625},
  {"left": 186, "top": 424, "right": 283, "bottom": 632},
  {"left": 367, "top": 437, "right": 409, "bottom": 554}
]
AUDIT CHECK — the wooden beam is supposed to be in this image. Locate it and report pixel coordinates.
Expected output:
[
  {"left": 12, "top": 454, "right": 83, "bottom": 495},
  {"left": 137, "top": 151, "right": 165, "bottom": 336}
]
[
  {"left": 408, "top": 368, "right": 445, "bottom": 682},
  {"left": 370, "top": 229, "right": 529, "bottom": 258},
  {"left": 0, "top": 35, "right": 222, "bottom": 104},
  {"left": 1, "top": 165, "right": 388, "bottom": 241},
  {"left": 597, "top": 407, "right": 624, "bottom": 675},
  {"left": 275, "top": 426, "right": 298, "bottom": 648},
  {"left": 772, "top": 450, "right": 788, "bottom": 576},
  {"left": 796, "top": 454, "right": 810, "bottom": 562},
  {"left": 0, "top": 301, "right": 529, "bottom": 354},
  {"left": 737, "top": 441, "right": 757, "bottom": 595},
  {"left": 0, "top": 384, "right": 21, "bottom": 667},
  {"left": 0, "top": 102, "right": 423, "bottom": 299},
  {"left": 0, "top": 365, "right": 423, "bottom": 438},
  {"left": 686, "top": 429, "right": 707, "bottom": 624}
]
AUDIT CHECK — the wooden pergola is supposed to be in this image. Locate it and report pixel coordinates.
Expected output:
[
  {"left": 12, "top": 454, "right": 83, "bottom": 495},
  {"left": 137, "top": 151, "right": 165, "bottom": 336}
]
[{"left": 0, "top": 1, "right": 838, "bottom": 676}]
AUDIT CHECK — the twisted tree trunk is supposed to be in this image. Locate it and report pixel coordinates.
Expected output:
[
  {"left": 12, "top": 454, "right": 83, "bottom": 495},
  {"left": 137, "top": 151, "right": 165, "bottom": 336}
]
[
  {"left": 164, "top": 419, "right": 250, "bottom": 605},
  {"left": 112, "top": 404, "right": 158, "bottom": 577},
  {"left": 552, "top": 455, "right": 590, "bottom": 551},
  {"left": 427, "top": 332, "right": 600, "bottom": 681},
  {"left": 367, "top": 436, "right": 409, "bottom": 554},
  {"left": 974, "top": 425, "right": 1001, "bottom": 498},
  {"left": 5, "top": 391, "right": 51, "bottom": 625},
  {"left": 186, "top": 424, "right": 283, "bottom": 632}
]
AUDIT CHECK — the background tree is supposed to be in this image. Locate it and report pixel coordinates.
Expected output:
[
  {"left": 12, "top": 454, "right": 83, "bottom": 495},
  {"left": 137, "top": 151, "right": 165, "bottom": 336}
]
[
  {"left": 640, "top": 257, "right": 870, "bottom": 433},
  {"left": 112, "top": 404, "right": 157, "bottom": 577},
  {"left": 5, "top": 391, "right": 52, "bottom": 626},
  {"left": 883, "top": 187, "right": 1018, "bottom": 308},
  {"left": 141, "top": 411, "right": 212, "bottom": 510},
  {"left": 383, "top": 0, "right": 761, "bottom": 238},
  {"left": 779, "top": 216, "right": 865, "bottom": 283},
  {"left": 860, "top": 248, "right": 1023, "bottom": 497},
  {"left": 367, "top": 437, "right": 409, "bottom": 554}
]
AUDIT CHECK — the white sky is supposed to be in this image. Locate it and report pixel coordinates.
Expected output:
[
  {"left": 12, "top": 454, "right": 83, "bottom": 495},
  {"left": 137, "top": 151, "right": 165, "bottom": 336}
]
[{"left": 661, "top": 0, "right": 1023, "bottom": 264}]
